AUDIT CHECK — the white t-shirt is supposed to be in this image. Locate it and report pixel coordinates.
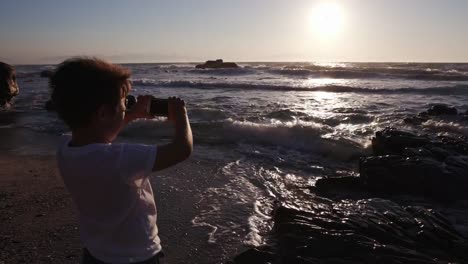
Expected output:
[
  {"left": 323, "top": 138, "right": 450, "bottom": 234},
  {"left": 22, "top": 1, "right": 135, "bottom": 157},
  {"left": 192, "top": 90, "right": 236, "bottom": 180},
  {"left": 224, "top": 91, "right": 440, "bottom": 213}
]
[{"left": 56, "top": 135, "right": 161, "bottom": 263}]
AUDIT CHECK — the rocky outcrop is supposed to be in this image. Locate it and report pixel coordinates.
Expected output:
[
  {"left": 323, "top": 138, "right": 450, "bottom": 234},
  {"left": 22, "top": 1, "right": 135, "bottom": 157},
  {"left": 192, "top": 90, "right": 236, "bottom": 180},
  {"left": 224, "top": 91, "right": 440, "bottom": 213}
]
[
  {"left": 0, "top": 62, "right": 19, "bottom": 108},
  {"left": 359, "top": 155, "right": 468, "bottom": 200},
  {"left": 314, "top": 128, "right": 468, "bottom": 201},
  {"left": 424, "top": 104, "right": 458, "bottom": 116},
  {"left": 404, "top": 104, "right": 466, "bottom": 125},
  {"left": 232, "top": 199, "right": 468, "bottom": 264},
  {"left": 195, "top": 59, "right": 239, "bottom": 69}
]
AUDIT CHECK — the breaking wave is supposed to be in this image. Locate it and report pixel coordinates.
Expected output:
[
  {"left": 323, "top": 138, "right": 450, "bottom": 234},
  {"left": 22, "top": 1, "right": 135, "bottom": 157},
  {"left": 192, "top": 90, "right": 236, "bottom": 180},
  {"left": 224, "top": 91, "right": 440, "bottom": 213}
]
[
  {"left": 132, "top": 79, "right": 468, "bottom": 95},
  {"left": 122, "top": 119, "right": 368, "bottom": 161},
  {"left": 270, "top": 63, "right": 468, "bottom": 81}
]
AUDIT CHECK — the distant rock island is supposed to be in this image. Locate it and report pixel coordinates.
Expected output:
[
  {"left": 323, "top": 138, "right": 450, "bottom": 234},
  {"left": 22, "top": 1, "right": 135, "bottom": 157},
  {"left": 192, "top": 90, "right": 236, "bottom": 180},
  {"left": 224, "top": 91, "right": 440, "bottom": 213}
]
[{"left": 195, "top": 59, "right": 239, "bottom": 69}]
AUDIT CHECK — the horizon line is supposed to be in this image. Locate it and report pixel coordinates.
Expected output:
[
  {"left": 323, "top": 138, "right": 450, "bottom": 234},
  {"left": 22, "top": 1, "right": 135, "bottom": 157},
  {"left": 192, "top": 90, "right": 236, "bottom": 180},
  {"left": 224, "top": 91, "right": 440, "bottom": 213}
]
[{"left": 10, "top": 60, "right": 468, "bottom": 66}]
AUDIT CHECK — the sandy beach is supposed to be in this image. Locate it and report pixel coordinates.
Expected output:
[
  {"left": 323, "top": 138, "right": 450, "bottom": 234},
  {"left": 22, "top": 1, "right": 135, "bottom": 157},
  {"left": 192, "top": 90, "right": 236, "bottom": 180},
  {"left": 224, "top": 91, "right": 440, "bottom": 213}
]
[
  {"left": 0, "top": 152, "right": 246, "bottom": 264},
  {"left": 0, "top": 154, "right": 80, "bottom": 263}
]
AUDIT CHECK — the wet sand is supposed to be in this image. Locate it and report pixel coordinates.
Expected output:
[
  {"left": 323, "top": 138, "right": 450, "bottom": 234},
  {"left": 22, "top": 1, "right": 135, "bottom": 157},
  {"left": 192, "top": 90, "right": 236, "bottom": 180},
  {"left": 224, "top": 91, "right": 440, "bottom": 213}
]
[{"left": 0, "top": 153, "right": 245, "bottom": 263}]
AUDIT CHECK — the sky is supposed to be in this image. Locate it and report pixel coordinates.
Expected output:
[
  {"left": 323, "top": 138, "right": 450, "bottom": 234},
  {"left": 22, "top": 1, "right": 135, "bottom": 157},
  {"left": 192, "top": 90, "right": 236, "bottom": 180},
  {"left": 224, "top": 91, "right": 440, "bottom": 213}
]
[{"left": 0, "top": 0, "right": 467, "bottom": 64}]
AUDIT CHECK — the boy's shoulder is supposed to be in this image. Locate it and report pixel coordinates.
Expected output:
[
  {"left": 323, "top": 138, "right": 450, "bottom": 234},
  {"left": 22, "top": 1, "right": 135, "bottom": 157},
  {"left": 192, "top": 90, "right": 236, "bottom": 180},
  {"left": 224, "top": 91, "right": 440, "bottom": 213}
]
[
  {"left": 57, "top": 134, "right": 156, "bottom": 160},
  {"left": 58, "top": 135, "right": 121, "bottom": 155},
  {"left": 57, "top": 135, "right": 157, "bottom": 185}
]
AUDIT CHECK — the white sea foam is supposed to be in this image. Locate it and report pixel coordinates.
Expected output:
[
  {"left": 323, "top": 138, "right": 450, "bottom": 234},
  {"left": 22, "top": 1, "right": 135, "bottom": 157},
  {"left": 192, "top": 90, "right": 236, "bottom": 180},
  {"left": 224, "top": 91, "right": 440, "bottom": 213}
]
[
  {"left": 422, "top": 119, "right": 468, "bottom": 136},
  {"left": 223, "top": 120, "right": 367, "bottom": 161},
  {"left": 191, "top": 214, "right": 219, "bottom": 243},
  {"left": 244, "top": 200, "right": 272, "bottom": 247},
  {"left": 190, "top": 160, "right": 277, "bottom": 246}
]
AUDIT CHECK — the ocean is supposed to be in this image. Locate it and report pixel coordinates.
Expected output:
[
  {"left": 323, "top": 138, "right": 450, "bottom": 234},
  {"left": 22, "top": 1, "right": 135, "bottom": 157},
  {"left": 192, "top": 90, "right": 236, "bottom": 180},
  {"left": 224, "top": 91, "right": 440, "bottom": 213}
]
[{"left": 2, "top": 62, "right": 468, "bottom": 262}]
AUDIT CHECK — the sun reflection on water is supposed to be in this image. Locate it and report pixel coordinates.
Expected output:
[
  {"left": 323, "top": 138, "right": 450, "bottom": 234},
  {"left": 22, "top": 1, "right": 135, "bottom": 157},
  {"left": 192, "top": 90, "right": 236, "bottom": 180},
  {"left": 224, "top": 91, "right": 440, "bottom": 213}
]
[
  {"left": 311, "top": 62, "right": 349, "bottom": 68},
  {"left": 295, "top": 89, "right": 377, "bottom": 148},
  {"left": 302, "top": 78, "right": 350, "bottom": 88}
]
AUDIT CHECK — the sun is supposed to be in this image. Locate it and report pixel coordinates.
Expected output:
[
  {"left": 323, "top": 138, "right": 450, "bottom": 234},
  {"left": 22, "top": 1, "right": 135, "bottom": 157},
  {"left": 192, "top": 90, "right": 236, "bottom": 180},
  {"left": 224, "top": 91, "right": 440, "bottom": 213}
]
[{"left": 311, "top": 2, "right": 344, "bottom": 37}]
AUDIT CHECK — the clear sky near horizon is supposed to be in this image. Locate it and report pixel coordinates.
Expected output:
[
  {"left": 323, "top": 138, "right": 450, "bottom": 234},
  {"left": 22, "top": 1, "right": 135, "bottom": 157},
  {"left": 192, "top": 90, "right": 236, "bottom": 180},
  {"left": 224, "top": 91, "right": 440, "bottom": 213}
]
[{"left": 0, "top": 0, "right": 467, "bottom": 64}]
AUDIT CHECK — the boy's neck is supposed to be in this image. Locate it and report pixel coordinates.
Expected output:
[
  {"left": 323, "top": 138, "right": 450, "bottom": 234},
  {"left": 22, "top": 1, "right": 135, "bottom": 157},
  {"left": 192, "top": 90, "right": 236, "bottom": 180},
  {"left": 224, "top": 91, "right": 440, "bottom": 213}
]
[{"left": 70, "top": 127, "right": 110, "bottom": 147}]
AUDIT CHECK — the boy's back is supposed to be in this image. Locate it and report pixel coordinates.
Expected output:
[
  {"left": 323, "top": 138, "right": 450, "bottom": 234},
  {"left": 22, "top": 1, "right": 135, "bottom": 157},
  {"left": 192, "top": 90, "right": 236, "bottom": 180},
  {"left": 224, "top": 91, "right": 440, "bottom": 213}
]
[{"left": 57, "top": 135, "right": 160, "bottom": 263}]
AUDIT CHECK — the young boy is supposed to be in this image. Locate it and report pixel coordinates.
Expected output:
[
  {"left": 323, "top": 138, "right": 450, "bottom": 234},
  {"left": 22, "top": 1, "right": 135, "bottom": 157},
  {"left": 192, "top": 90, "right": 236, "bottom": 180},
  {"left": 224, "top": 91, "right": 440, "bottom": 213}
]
[{"left": 51, "top": 57, "right": 193, "bottom": 264}]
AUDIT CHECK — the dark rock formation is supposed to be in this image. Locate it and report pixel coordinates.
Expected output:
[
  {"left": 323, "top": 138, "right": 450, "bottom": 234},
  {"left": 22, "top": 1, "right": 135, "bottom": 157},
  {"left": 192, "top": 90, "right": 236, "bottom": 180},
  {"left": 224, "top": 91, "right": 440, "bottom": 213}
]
[
  {"left": 195, "top": 59, "right": 239, "bottom": 69},
  {"left": 371, "top": 129, "right": 431, "bottom": 155},
  {"left": 359, "top": 155, "right": 467, "bottom": 200},
  {"left": 426, "top": 104, "right": 458, "bottom": 116},
  {"left": 232, "top": 199, "right": 468, "bottom": 264},
  {"left": 315, "top": 128, "right": 468, "bottom": 201},
  {"left": 0, "top": 62, "right": 19, "bottom": 109},
  {"left": 371, "top": 128, "right": 468, "bottom": 157},
  {"left": 403, "top": 104, "right": 465, "bottom": 126},
  {"left": 314, "top": 175, "right": 365, "bottom": 192}
]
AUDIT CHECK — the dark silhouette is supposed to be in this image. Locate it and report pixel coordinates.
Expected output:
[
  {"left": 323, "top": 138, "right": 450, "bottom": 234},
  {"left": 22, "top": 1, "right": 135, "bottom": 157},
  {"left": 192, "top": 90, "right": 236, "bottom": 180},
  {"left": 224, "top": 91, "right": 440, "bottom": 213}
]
[
  {"left": 0, "top": 62, "right": 19, "bottom": 109},
  {"left": 195, "top": 59, "right": 239, "bottom": 69}
]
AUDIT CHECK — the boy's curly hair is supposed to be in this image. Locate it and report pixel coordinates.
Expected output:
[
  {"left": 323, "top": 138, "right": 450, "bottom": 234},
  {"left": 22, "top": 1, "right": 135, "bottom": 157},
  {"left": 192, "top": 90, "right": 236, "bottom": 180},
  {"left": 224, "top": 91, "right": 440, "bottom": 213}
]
[
  {"left": 0, "top": 62, "right": 15, "bottom": 79},
  {"left": 50, "top": 57, "right": 131, "bottom": 129}
]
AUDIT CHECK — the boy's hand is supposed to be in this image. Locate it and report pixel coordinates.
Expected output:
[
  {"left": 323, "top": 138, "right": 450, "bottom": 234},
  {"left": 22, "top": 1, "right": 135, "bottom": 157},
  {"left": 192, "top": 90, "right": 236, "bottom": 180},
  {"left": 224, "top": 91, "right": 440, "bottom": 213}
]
[
  {"left": 126, "top": 95, "right": 153, "bottom": 121},
  {"left": 152, "top": 96, "right": 192, "bottom": 172},
  {"left": 167, "top": 97, "right": 187, "bottom": 123}
]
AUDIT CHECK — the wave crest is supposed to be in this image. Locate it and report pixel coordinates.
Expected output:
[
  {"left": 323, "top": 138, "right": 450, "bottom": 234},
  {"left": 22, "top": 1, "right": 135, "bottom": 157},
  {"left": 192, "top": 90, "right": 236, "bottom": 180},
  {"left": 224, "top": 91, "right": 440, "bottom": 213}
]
[
  {"left": 274, "top": 64, "right": 468, "bottom": 81},
  {"left": 131, "top": 79, "right": 468, "bottom": 95}
]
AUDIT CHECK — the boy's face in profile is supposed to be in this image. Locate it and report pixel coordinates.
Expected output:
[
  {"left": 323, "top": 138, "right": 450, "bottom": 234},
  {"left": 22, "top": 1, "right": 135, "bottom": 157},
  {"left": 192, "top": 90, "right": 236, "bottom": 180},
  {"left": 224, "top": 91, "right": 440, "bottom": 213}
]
[{"left": 98, "top": 84, "right": 129, "bottom": 142}]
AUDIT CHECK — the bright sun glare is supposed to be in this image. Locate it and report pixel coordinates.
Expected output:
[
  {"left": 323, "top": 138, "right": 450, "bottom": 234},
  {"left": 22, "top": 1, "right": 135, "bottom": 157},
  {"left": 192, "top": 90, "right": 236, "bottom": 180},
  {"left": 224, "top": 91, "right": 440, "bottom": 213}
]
[{"left": 311, "top": 2, "right": 344, "bottom": 37}]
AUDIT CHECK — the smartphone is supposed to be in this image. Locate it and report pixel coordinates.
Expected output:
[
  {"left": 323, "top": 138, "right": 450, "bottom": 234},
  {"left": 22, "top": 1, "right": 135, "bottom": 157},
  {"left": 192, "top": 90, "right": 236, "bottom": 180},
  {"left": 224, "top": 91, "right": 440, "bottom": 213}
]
[
  {"left": 125, "top": 95, "right": 169, "bottom": 116},
  {"left": 150, "top": 98, "right": 169, "bottom": 116}
]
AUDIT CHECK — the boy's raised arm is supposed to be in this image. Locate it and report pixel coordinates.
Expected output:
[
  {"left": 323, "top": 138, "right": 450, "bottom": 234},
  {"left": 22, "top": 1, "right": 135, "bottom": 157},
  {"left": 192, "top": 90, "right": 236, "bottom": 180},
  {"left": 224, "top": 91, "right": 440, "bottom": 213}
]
[{"left": 152, "top": 97, "right": 193, "bottom": 171}]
